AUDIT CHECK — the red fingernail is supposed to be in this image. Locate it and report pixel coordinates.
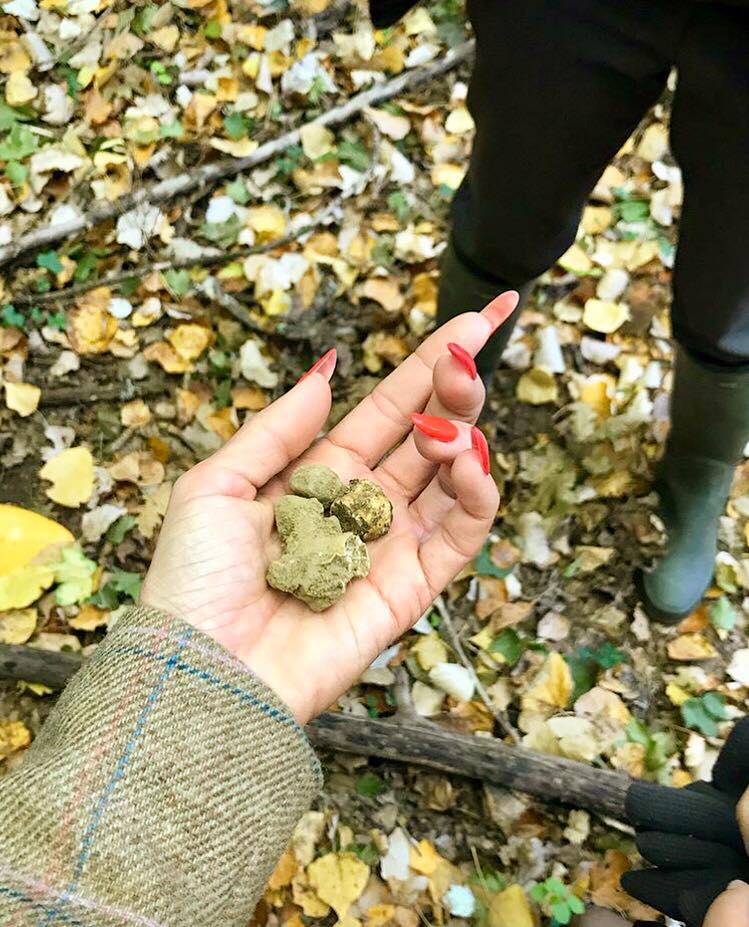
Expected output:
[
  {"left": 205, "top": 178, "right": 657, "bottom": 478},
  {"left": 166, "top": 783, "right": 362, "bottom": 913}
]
[
  {"left": 411, "top": 412, "right": 459, "bottom": 442},
  {"left": 447, "top": 342, "right": 478, "bottom": 380},
  {"left": 298, "top": 348, "right": 337, "bottom": 383},
  {"left": 471, "top": 426, "right": 490, "bottom": 474}
]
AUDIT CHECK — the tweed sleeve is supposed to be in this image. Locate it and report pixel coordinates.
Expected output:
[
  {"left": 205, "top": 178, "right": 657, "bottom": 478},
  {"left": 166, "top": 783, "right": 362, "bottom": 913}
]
[{"left": 0, "top": 605, "right": 322, "bottom": 927}]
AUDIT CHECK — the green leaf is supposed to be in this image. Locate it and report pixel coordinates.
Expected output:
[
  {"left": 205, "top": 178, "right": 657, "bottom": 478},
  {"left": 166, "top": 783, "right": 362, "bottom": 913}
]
[
  {"left": 1, "top": 304, "right": 25, "bottom": 328},
  {"left": 0, "top": 123, "right": 38, "bottom": 161},
  {"left": 337, "top": 138, "right": 370, "bottom": 173},
  {"left": 204, "top": 17, "right": 222, "bottom": 38},
  {"left": 224, "top": 111, "right": 249, "bottom": 140},
  {"left": 274, "top": 143, "right": 303, "bottom": 176},
  {"left": 616, "top": 199, "right": 650, "bottom": 223},
  {"left": 199, "top": 214, "right": 241, "bottom": 248},
  {"left": 74, "top": 252, "right": 98, "bottom": 283},
  {"left": 53, "top": 547, "right": 97, "bottom": 606},
  {"left": 163, "top": 268, "right": 192, "bottom": 298},
  {"left": 529, "top": 883, "right": 546, "bottom": 903},
  {"left": 107, "top": 515, "right": 137, "bottom": 544},
  {"left": 5, "top": 160, "right": 27, "bottom": 189},
  {"left": 475, "top": 540, "right": 512, "bottom": 579},
  {"left": 566, "top": 652, "right": 598, "bottom": 702},
  {"left": 551, "top": 902, "right": 572, "bottom": 925},
  {"left": 37, "top": 250, "right": 63, "bottom": 274},
  {"left": 386, "top": 190, "right": 410, "bottom": 224},
  {"left": 568, "top": 895, "right": 585, "bottom": 915},
  {"left": 710, "top": 596, "right": 736, "bottom": 631},
  {"left": 593, "top": 641, "right": 627, "bottom": 669},
  {"left": 355, "top": 772, "right": 385, "bottom": 796},
  {"left": 225, "top": 178, "right": 250, "bottom": 205},
  {"left": 344, "top": 842, "right": 379, "bottom": 865},
  {"left": 160, "top": 120, "right": 185, "bottom": 140},
  {"left": 702, "top": 690, "right": 727, "bottom": 720},
  {"left": 47, "top": 311, "right": 67, "bottom": 331},
  {"left": 213, "top": 378, "right": 232, "bottom": 409},
  {"left": 489, "top": 628, "right": 525, "bottom": 666},
  {"left": 681, "top": 697, "right": 719, "bottom": 737},
  {"left": 109, "top": 568, "right": 142, "bottom": 601},
  {"left": 625, "top": 718, "right": 649, "bottom": 747},
  {"left": 0, "top": 101, "right": 33, "bottom": 131}
]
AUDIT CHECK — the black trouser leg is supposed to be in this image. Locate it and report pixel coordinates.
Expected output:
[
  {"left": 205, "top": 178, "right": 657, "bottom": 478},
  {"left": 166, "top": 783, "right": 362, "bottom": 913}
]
[{"left": 439, "top": 0, "right": 682, "bottom": 376}]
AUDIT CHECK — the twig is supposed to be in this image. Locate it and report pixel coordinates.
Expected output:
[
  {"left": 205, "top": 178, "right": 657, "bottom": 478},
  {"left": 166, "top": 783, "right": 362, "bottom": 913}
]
[
  {"left": 433, "top": 595, "right": 520, "bottom": 744},
  {"left": 0, "top": 641, "right": 631, "bottom": 819},
  {"left": 39, "top": 378, "right": 166, "bottom": 408},
  {"left": 0, "top": 40, "right": 475, "bottom": 268}
]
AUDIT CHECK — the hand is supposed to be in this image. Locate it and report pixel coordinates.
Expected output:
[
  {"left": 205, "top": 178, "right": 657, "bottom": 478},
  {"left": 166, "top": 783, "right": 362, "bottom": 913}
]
[
  {"left": 140, "top": 293, "right": 517, "bottom": 723},
  {"left": 704, "top": 879, "right": 749, "bottom": 926}
]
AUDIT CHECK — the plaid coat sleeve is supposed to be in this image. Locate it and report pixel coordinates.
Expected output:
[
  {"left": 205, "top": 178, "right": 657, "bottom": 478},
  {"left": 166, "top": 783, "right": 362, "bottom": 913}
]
[{"left": 0, "top": 606, "right": 322, "bottom": 927}]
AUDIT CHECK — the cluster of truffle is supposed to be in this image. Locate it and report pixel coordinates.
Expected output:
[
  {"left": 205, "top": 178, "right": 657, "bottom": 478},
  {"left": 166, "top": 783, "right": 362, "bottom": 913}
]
[{"left": 266, "top": 464, "right": 394, "bottom": 611}]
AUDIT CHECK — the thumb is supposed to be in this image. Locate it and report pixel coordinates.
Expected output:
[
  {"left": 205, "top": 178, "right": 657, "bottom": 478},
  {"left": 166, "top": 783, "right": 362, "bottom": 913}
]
[
  {"left": 209, "top": 349, "right": 335, "bottom": 496},
  {"left": 704, "top": 880, "right": 749, "bottom": 927}
]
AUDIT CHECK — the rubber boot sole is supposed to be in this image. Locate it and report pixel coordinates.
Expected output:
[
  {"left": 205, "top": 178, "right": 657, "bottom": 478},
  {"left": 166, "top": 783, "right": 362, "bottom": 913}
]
[{"left": 634, "top": 567, "right": 701, "bottom": 626}]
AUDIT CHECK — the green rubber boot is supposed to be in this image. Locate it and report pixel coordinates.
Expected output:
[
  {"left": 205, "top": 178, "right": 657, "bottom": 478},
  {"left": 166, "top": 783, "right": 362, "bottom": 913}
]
[
  {"left": 639, "top": 347, "right": 749, "bottom": 624},
  {"left": 437, "top": 238, "right": 532, "bottom": 384}
]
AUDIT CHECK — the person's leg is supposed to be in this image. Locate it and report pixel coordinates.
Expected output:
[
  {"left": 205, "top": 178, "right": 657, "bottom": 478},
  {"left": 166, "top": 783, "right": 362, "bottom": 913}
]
[
  {"left": 639, "top": 3, "right": 749, "bottom": 622},
  {"left": 439, "top": 0, "right": 679, "bottom": 379}
]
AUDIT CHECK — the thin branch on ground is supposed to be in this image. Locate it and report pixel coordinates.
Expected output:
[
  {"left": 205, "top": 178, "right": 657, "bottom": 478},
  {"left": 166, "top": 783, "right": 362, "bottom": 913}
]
[
  {"left": 0, "top": 40, "right": 475, "bottom": 269},
  {"left": 432, "top": 594, "right": 521, "bottom": 744}
]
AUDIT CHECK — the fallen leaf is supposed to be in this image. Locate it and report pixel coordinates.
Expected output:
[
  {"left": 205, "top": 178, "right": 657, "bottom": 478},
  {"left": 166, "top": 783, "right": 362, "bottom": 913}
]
[
  {"left": 411, "top": 632, "right": 447, "bottom": 671},
  {"left": 0, "top": 608, "right": 37, "bottom": 644},
  {"left": 583, "top": 299, "right": 630, "bottom": 334},
  {"left": 359, "top": 277, "right": 404, "bottom": 313},
  {"left": 667, "top": 633, "right": 717, "bottom": 662},
  {"left": 109, "top": 451, "right": 165, "bottom": 487},
  {"left": 0, "top": 504, "right": 73, "bottom": 577},
  {"left": 307, "top": 853, "right": 369, "bottom": 918},
  {"left": 167, "top": 324, "right": 212, "bottom": 363},
  {"left": 247, "top": 204, "right": 286, "bottom": 241},
  {"left": 4, "top": 382, "right": 40, "bottom": 417},
  {"left": 516, "top": 367, "right": 558, "bottom": 405},
  {"left": 39, "top": 447, "right": 94, "bottom": 508},
  {"left": 0, "top": 719, "right": 31, "bottom": 760},
  {"left": 69, "top": 603, "right": 108, "bottom": 631},
  {"left": 590, "top": 850, "right": 660, "bottom": 921},
  {"left": 522, "top": 653, "right": 573, "bottom": 714},
  {"left": 489, "top": 884, "right": 534, "bottom": 927}
]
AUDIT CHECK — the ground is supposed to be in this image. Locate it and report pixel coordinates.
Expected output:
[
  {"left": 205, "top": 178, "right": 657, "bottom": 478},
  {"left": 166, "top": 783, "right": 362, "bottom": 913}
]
[{"left": 0, "top": 0, "right": 748, "bottom": 925}]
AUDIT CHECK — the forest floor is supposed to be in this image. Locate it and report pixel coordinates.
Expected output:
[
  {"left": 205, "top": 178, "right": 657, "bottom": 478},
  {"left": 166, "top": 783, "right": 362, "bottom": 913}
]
[{"left": 1, "top": 0, "right": 748, "bottom": 924}]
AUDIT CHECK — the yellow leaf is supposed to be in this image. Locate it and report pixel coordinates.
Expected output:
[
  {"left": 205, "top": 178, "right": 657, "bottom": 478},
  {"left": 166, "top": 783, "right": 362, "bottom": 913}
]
[
  {"left": 69, "top": 289, "right": 118, "bottom": 354},
  {"left": 558, "top": 243, "right": 592, "bottom": 274},
  {"left": 667, "top": 633, "right": 717, "bottom": 662},
  {"left": 307, "top": 853, "right": 369, "bottom": 918},
  {"left": 5, "top": 382, "right": 41, "bottom": 417},
  {"left": 0, "top": 505, "right": 73, "bottom": 578},
  {"left": 365, "top": 905, "right": 396, "bottom": 927},
  {"left": 120, "top": 399, "right": 151, "bottom": 427},
  {"left": 300, "top": 123, "right": 335, "bottom": 160},
  {"left": 409, "top": 840, "right": 441, "bottom": 876},
  {"left": 0, "top": 608, "right": 37, "bottom": 644},
  {"left": 359, "top": 277, "right": 404, "bottom": 313},
  {"left": 522, "top": 652, "right": 572, "bottom": 714},
  {"left": 69, "top": 604, "right": 108, "bottom": 631},
  {"left": 259, "top": 289, "right": 291, "bottom": 317},
  {"left": 583, "top": 299, "right": 630, "bottom": 334},
  {"left": 0, "top": 719, "right": 31, "bottom": 760},
  {"left": 0, "top": 564, "right": 55, "bottom": 610},
  {"left": 109, "top": 451, "right": 165, "bottom": 487},
  {"left": 581, "top": 206, "right": 612, "bottom": 235},
  {"left": 167, "top": 324, "right": 212, "bottom": 362},
  {"left": 210, "top": 137, "right": 259, "bottom": 157},
  {"left": 268, "top": 848, "right": 298, "bottom": 890},
  {"left": 367, "top": 107, "right": 411, "bottom": 141},
  {"left": 665, "top": 682, "right": 691, "bottom": 706},
  {"left": 412, "top": 632, "right": 448, "bottom": 671},
  {"left": 39, "top": 448, "right": 94, "bottom": 508},
  {"left": 579, "top": 374, "right": 614, "bottom": 418},
  {"left": 247, "top": 204, "right": 286, "bottom": 241},
  {"left": 516, "top": 367, "right": 558, "bottom": 405},
  {"left": 144, "top": 341, "right": 188, "bottom": 374},
  {"left": 430, "top": 163, "right": 465, "bottom": 191},
  {"left": 6, "top": 71, "right": 36, "bottom": 106},
  {"left": 489, "top": 884, "right": 534, "bottom": 927},
  {"left": 445, "top": 106, "right": 474, "bottom": 135}
]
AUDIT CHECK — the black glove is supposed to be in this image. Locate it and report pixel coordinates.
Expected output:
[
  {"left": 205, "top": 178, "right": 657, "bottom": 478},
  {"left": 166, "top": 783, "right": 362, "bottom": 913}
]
[{"left": 621, "top": 718, "right": 749, "bottom": 927}]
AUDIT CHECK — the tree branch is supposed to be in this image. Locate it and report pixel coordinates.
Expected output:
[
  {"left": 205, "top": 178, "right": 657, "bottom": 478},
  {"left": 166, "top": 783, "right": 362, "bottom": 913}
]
[
  {"left": 0, "top": 640, "right": 631, "bottom": 820},
  {"left": 0, "top": 40, "right": 475, "bottom": 269}
]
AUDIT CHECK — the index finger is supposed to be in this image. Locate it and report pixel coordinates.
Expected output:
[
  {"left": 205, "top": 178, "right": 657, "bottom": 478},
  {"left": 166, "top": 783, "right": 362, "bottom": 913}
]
[{"left": 326, "top": 291, "right": 518, "bottom": 468}]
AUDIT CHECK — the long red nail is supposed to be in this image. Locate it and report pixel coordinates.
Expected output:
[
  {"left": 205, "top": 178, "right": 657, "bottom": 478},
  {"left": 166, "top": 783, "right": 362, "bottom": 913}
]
[
  {"left": 471, "top": 426, "right": 490, "bottom": 474},
  {"left": 298, "top": 348, "right": 337, "bottom": 383},
  {"left": 447, "top": 342, "right": 478, "bottom": 380},
  {"left": 411, "top": 412, "right": 459, "bottom": 442}
]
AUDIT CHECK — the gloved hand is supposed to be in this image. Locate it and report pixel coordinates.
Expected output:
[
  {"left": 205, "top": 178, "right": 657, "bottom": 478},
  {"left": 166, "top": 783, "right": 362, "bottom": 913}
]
[{"left": 621, "top": 717, "right": 749, "bottom": 926}]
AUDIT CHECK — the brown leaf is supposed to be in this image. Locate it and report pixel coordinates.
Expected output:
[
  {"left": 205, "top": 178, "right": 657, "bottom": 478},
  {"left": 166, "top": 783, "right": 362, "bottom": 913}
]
[{"left": 590, "top": 850, "right": 660, "bottom": 921}]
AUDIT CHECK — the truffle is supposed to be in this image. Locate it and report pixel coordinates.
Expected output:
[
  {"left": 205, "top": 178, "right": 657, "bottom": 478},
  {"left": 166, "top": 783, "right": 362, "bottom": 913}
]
[
  {"left": 288, "top": 464, "right": 344, "bottom": 507},
  {"left": 330, "top": 479, "right": 393, "bottom": 541},
  {"left": 266, "top": 495, "right": 369, "bottom": 611}
]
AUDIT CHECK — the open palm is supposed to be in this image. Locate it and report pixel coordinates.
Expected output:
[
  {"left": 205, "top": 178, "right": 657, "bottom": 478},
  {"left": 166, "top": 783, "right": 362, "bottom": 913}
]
[{"left": 140, "top": 294, "right": 516, "bottom": 722}]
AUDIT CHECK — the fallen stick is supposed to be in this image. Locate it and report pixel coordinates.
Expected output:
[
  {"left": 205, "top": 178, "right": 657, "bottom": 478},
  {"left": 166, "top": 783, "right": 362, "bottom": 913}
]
[
  {"left": 0, "top": 641, "right": 631, "bottom": 819},
  {"left": 39, "top": 378, "right": 167, "bottom": 408},
  {"left": 0, "top": 40, "right": 475, "bottom": 269}
]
